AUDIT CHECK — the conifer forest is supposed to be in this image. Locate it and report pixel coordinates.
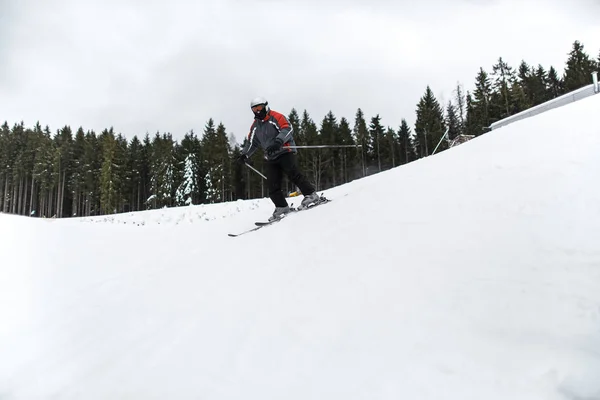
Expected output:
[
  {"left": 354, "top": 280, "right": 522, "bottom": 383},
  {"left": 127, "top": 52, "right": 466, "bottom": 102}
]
[{"left": 1, "top": 40, "right": 598, "bottom": 218}]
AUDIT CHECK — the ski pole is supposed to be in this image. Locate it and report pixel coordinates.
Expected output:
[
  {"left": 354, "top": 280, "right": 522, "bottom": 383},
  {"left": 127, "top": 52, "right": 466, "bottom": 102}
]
[
  {"left": 287, "top": 145, "right": 362, "bottom": 149},
  {"left": 244, "top": 162, "right": 267, "bottom": 180}
]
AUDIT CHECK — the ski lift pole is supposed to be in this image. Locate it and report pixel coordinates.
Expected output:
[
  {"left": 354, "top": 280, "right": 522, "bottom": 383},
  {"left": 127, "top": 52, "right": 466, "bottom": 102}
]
[
  {"left": 244, "top": 162, "right": 267, "bottom": 180},
  {"left": 432, "top": 127, "right": 450, "bottom": 155}
]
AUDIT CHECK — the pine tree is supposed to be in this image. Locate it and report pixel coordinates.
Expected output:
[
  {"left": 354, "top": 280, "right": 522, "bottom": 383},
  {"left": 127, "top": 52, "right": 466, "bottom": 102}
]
[
  {"left": 127, "top": 135, "right": 144, "bottom": 211},
  {"left": 200, "top": 119, "right": 218, "bottom": 203},
  {"left": 16, "top": 126, "right": 39, "bottom": 216},
  {"left": 0, "top": 122, "right": 10, "bottom": 212},
  {"left": 471, "top": 68, "right": 493, "bottom": 134},
  {"left": 53, "top": 125, "right": 73, "bottom": 217},
  {"left": 533, "top": 65, "right": 549, "bottom": 104},
  {"left": 287, "top": 108, "right": 304, "bottom": 192},
  {"left": 517, "top": 61, "right": 532, "bottom": 102},
  {"left": 453, "top": 83, "right": 466, "bottom": 132},
  {"left": 515, "top": 60, "right": 540, "bottom": 108},
  {"left": 368, "top": 114, "right": 385, "bottom": 172},
  {"left": 216, "top": 122, "right": 233, "bottom": 202},
  {"left": 300, "top": 110, "right": 321, "bottom": 190},
  {"left": 491, "top": 57, "right": 518, "bottom": 120},
  {"left": 69, "top": 127, "right": 86, "bottom": 216},
  {"left": 11, "top": 122, "right": 27, "bottom": 214},
  {"left": 200, "top": 119, "right": 231, "bottom": 203},
  {"left": 8, "top": 125, "right": 19, "bottom": 215},
  {"left": 336, "top": 117, "right": 357, "bottom": 182},
  {"left": 82, "top": 130, "right": 101, "bottom": 216},
  {"left": 27, "top": 123, "right": 46, "bottom": 216},
  {"left": 35, "top": 126, "right": 57, "bottom": 217},
  {"left": 563, "top": 40, "right": 596, "bottom": 92},
  {"left": 352, "top": 108, "right": 368, "bottom": 177},
  {"left": 446, "top": 101, "right": 461, "bottom": 141},
  {"left": 546, "top": 66, "right": 563, "bottom": 98},
  {"left": 113, "top": 134, "right": 129, "bottom": 212},
  {"left": 175, "top": 154, "right": 197, "bottom": 205},
  {"left": 12, "top": 123, "right": 35, "bottom": 216},
  {"left": 415, "top": 86, "right": 446, "bottom": 157},
  {"left": 397, "top": 119, "right": 417, "bottom": 165},
  {"left": 149, "top": 132, "right": 175, "bottom": 208},
  {"left": 178, "top": 131, "right": 202, "bottom": 205},
  {"left": 382, "top": 126, "right": 396, "bottom": 169},
  {"left": 463, "top": 92, "right": 476, "bottom": 137},
  {"left": 318, "top": 111, "right": 337, "bottom": 189},
  {"left": 140, "top": 134, "right": 152, "bottom": 210},
  {"left": 100, "top": 130, "right": 118, "bottom": 214},
  {"left": 288, "top": 109, "right": 301, "bottom": 143},
  {"left": 509, "top": 81, "right": 529, "bottom": 114}
]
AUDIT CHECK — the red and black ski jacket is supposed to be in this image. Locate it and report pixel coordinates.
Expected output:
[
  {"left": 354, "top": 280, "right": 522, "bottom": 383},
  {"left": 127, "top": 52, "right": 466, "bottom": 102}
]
[{"left": 242, "top": 110, "right": 297, "bottom": 161}]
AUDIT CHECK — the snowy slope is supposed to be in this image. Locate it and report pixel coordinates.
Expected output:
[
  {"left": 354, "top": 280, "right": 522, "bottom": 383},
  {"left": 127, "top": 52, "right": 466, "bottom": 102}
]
[{"left": 1, "top": 94, "right": 600, "bottom": 400}]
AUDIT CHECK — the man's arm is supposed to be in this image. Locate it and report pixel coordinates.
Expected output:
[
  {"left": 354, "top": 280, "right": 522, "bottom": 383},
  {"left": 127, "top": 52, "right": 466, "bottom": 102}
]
[
  {"left": 242, "top": 122, "right": 260, "bottom": 157},
  {"left": 270, "top": 111, "right": 293, "bottom": 144}
]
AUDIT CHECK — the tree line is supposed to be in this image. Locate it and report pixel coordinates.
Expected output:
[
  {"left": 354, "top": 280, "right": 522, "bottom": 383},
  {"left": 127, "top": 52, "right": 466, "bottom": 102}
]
[{"left": 1, "top": 40, "right": 598, "bottom": 218}]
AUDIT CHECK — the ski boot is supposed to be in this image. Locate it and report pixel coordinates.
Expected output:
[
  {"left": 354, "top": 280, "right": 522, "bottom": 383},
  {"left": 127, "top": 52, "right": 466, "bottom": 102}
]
[
  {"left": 299, "top": 192, "right": 321, "bottom": 210},
  {"left": 268, "top": 206, "right": 291, "bottom": 222}
]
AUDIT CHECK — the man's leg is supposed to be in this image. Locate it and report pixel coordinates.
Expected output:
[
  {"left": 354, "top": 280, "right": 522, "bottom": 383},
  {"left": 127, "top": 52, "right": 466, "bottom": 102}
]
[
  {"left": 279, "top": 153, "right": 315, "bottom": 195},
  {"left": 265, "top": 159, "right": 288, "bottom": 207}
]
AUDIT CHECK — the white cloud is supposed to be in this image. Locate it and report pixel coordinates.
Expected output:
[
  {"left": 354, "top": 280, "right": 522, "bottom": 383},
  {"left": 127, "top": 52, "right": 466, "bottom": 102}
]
[{"left": 1, "top": 0, "right": 599, "bottom": 144}]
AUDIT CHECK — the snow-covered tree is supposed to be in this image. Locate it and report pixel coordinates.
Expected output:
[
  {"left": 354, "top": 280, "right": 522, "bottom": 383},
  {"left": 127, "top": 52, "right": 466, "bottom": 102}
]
[
  {"left": 149, "top": 132, "right": 175, "bottom": 209},
  {"left": 204, "top": 165, "right": 223, "bottom": 203},
  {"left": 175, "top": 153, "right": 197, "bottom": 206}
]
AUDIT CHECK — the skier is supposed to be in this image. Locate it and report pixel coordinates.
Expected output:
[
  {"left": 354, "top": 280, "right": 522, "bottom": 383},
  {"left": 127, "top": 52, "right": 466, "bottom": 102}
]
[{"left": 237, "top": 97, "right": 320, "bottom": 221}]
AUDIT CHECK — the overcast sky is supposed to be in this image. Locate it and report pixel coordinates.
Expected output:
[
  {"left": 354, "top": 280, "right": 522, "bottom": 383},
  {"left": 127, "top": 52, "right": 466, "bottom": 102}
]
[{"left": 1, "top": 0, "right": 599, "bottom": 144}]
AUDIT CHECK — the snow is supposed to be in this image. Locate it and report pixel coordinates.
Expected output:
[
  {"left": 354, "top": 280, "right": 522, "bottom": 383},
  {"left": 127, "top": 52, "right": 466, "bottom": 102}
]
[{"left": 2, "top": 94, "right": 600, "bottom": 399}]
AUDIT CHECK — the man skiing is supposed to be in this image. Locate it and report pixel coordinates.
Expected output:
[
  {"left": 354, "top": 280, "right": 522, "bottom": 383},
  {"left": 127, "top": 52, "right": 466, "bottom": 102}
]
[{"left": 237, "top": 97, "right": 320, "bottom": 221}]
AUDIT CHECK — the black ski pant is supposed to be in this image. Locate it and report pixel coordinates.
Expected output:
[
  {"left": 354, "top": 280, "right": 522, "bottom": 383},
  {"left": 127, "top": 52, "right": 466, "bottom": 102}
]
[{"left": 265, "top": 152, "right": 315, "bottom": 207}]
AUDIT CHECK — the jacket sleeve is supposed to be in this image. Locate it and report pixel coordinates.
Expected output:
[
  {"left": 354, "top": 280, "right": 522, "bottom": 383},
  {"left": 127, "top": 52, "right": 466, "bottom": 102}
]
[
  {"left": 271, "top": 112, "right": 293, "bottom": 144},
  {"left": 242, "top": 122, "right": 260, "bottom": 157}
]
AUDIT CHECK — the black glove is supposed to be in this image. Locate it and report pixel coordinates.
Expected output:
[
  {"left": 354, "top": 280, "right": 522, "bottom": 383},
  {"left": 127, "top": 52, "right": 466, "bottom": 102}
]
[
  {"left": 266, "top": 138, "right": 283, "bottom": 156},
  {"left": 236, "top": 154, "right": 249, "bottom": 165}
]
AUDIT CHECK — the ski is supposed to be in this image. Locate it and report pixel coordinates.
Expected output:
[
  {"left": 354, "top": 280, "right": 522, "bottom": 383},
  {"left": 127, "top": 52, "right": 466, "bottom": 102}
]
[
  {"left": 227, "top": 225, "right": 264, "bottom": 237},
  {"left": 228, "top": 195, "right": 331, "bottom": 237},
  {"left": 254, "top": 209, "right": 299, "bottom": 226},
  {"left": 255, "top": 219, "right": 283, "bottom": 227},
  {"left": 228, "top": 214, "right": 287, "bottom": 236},
  {"left": 253, "top": 196, "right": 331, "bottom": 226}
]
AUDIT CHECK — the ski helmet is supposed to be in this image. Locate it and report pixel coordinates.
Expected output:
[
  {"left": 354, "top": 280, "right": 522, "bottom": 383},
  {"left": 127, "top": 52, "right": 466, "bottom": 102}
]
[
  {"left": 250, "top": 96, "right": 269, "bottom": 119},
  {"left": 250, "top": 96, "right": 268, "bottom": 109}
]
